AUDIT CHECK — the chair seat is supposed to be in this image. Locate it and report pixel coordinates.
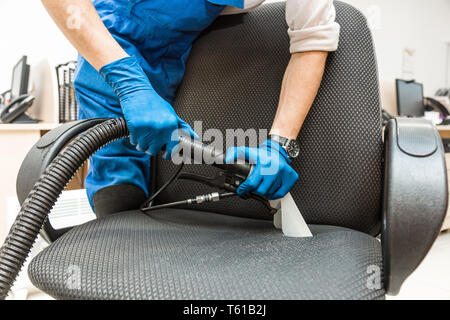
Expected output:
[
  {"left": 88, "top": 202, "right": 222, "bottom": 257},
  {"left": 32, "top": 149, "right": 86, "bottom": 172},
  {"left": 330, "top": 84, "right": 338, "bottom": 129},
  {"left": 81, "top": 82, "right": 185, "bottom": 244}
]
[{"left": 29, "top": 210, "right": 385, "bottom": 300}]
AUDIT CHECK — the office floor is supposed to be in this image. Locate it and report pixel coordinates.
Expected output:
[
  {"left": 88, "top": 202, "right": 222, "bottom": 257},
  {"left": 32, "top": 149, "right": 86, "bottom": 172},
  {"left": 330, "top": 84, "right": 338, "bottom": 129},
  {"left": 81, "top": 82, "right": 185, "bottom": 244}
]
[
  {"left": 23, "top": 230, "right": 450, "bottom": 300},
  {"left": 387, "top": 230, "right": 450, "bottom": 300}
]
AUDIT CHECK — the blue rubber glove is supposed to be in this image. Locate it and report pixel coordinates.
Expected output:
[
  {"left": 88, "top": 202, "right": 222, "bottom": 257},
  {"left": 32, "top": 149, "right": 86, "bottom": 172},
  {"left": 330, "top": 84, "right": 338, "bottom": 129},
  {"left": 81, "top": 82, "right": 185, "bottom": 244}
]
[
  {"left": 100, "top": 56, "right": 197, "bottom": 159},
  {"left": 225, "top": 140, "right": 299, "bottom": 200}
]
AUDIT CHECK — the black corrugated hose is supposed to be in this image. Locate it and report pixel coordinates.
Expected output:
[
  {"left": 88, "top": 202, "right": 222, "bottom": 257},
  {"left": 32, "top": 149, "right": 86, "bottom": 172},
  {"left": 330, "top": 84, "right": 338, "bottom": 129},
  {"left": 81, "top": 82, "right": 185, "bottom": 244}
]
[{"left": 0, "top": 118, "right": 129, "bottom": 299}]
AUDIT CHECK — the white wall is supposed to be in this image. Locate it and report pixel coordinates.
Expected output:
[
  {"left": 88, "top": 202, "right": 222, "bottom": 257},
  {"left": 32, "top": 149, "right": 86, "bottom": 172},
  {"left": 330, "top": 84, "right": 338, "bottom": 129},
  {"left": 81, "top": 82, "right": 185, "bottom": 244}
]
[
  {"left": 342, "top": 0, "right": 450, "bottom": 112},
  {"left": 0, "top": 0, "right": 76, "bottom": 92}
]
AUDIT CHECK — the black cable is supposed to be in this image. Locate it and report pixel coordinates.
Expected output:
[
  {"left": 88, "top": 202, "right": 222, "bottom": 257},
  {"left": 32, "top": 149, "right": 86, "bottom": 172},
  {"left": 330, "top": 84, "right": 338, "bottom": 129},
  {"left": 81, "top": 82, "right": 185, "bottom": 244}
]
[
  {"left": 139, "top": 163, "right": 184, "bottom": 210},
  {"left": 140, "top": 168, "right": 274, "bottom": 214},
  {"left": 142, "top": 192, "right": 237, "bottom": 212}
]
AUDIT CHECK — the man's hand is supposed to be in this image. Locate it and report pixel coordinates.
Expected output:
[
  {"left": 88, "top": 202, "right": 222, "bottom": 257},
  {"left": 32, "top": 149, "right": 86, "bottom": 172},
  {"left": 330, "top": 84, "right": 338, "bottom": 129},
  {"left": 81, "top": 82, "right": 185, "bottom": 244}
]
[
  {"left": 100, "top": 56, "right": 196, "bottom": 158},
  {"left": 225, "top": 140, "right": 298, "bottom": 200}
]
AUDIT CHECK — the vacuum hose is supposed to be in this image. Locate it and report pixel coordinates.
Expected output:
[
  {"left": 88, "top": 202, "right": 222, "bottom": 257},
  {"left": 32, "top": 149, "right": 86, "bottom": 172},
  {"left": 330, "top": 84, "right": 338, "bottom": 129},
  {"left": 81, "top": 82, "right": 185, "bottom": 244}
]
[
  {"left": 0, "top": 117, "right": 253, "bottom": 299},
  {"left": 0, "top": 118, "right": 129, "bottom": 299}
]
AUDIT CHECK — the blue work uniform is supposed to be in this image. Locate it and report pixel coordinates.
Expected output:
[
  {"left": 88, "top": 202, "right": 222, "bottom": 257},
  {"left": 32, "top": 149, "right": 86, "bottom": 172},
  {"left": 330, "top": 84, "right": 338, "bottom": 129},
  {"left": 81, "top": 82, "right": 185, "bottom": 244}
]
[{"left": 74, "top": 0, "right": 244, "bottom": 206}]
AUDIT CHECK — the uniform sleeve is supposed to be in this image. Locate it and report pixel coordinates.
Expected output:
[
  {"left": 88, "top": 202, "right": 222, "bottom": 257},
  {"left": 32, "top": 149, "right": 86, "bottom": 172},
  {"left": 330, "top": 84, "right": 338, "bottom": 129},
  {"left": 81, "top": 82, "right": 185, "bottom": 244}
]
[{"left": 286, "top": 0, "right": 340, "bottom": 53}]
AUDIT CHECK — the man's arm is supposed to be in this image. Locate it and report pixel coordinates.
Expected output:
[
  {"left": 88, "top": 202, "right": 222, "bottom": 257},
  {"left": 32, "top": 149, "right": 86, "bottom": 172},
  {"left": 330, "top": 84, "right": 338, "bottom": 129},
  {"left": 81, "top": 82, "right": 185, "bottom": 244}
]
[
  {"left": 271, "top": 0, "right": 339, "bottom": 139},
  {"left": 226, "top": 1, "right": 338, "bottom": 199},
  {"left": 225, "top": 51, "right": 328, "bottom": 200},
  {"left": 41, "top": 0, "right": 196, "bottom": 158},
  {"left": 41, "top": 0, "right": 128, "bottom": 70},
  {"left": 270, "top": 51, "right": 328, "bottom": 139}
]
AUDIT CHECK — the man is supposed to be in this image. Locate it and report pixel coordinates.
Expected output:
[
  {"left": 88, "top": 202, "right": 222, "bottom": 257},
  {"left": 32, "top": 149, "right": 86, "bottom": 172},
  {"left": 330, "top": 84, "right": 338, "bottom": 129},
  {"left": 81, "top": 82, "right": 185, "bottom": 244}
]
[{"left": 42, "top": 0, "right": 340, "bottom": 217}]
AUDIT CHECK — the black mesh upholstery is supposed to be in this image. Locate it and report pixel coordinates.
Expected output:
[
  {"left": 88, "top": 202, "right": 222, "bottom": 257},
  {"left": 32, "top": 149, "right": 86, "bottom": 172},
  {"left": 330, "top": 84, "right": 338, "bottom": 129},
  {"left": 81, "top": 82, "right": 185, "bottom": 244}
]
[
  {"left": 157, "top": 1, "right": 383, "bottom": 235},
  {"left": 29, "top": 210, "right": 384, "bottom": 300}
]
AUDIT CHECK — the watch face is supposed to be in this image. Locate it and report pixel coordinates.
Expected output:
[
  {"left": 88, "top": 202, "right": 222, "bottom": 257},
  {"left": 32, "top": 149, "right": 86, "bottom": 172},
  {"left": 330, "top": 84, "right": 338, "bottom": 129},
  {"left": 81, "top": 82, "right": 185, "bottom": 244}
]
[{"left": 286, "top": 140, "right": 300, "bottom": 159}]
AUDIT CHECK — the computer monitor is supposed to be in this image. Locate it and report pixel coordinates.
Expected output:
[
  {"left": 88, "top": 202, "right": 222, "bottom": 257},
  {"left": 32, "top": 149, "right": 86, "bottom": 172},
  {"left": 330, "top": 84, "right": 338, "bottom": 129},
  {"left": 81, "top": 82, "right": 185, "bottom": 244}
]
[
  {"left": 10, "top": 56, "right": 30, "bottom": 99},
  {"left": 396, "top": 79, "right": 425, "bottom": 117}
]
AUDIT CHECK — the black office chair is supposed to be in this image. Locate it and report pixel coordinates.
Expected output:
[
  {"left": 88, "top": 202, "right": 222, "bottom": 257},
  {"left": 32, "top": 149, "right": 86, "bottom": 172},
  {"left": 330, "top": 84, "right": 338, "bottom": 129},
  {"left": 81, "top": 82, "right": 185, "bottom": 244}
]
[{"left": 17, "top": 1, "right": 447, "bottom": 299}]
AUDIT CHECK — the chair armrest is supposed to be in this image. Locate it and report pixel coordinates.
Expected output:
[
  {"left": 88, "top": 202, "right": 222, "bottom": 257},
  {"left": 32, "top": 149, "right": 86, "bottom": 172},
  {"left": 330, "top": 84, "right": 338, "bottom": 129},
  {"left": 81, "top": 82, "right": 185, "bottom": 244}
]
[
  {"left": 383, "top": 118, "right": 448, "bottom": 295},
  {"left": 16, "top": 118, "right": 108, "bottom": 242}
]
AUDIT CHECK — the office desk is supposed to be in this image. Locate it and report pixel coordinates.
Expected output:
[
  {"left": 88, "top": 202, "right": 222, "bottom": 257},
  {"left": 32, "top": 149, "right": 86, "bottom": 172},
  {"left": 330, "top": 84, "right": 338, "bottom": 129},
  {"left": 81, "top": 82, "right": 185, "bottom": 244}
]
[
  {"left": 436, "top": 125, "right": 450, "bottom": 139},
  {"left": 436, "top": 126, "right": 450, "bottom": 230}
]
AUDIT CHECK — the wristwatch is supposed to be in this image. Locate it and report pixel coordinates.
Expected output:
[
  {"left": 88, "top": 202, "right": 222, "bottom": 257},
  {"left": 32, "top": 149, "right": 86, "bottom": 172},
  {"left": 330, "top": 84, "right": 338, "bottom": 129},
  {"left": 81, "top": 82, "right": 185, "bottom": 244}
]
[{"left": 269, "top": 134, "right": 300, "bottom": 160}]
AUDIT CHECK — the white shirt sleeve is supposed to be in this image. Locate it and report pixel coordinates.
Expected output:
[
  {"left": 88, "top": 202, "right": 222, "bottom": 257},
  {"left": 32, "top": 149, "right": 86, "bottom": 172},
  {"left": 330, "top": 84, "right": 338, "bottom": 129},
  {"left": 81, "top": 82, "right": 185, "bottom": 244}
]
[
  {"left": 286, "top": 0, "right": 340, "bottom": 53},
  {"left": 220, "top": 0, "right": 263, "bottom": 15}
]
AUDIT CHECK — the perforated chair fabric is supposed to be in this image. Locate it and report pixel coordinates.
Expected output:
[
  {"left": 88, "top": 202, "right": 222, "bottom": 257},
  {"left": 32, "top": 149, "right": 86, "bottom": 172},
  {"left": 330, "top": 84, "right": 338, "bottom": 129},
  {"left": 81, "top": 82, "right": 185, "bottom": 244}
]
[
  {"left": 29, "top": 210, "right": 384, "bottom": 300},
  {"left": 158, "top": 1, "right": 383, "bottom": 235}
]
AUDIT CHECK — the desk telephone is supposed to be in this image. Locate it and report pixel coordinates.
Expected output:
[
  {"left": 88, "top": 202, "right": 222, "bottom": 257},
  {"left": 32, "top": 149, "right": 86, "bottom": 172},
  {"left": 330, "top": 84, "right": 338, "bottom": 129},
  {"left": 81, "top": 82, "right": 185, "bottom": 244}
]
[
  {"left": 0, "top": 94, "right": 36, "bottom": 123},
  {"left": 0, "top": 56, "right": 38, "bottom": 124}
]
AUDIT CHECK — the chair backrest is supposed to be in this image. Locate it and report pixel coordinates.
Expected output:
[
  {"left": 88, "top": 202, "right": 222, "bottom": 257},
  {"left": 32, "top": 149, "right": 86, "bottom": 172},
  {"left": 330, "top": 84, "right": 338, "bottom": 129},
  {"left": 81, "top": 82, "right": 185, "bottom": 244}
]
[{"left": 156, "top": 1, "right": 383, "bottom": 235}]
